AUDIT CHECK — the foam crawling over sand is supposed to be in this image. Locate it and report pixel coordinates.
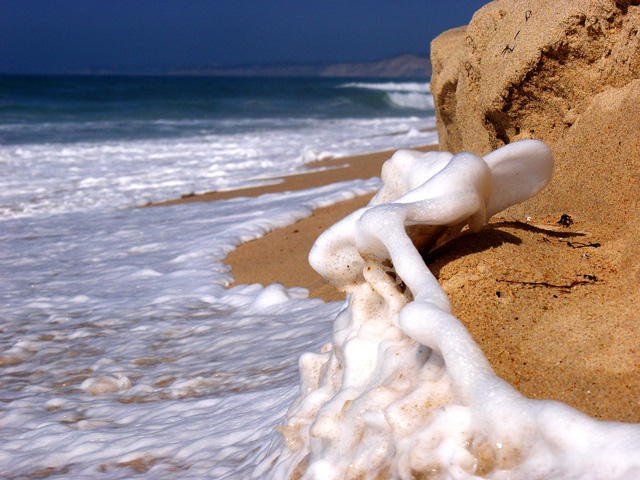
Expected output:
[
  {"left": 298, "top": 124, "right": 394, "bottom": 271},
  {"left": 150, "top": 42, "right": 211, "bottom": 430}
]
[{"left": 271, "top": 141, "right": 640, "bottom": 479}]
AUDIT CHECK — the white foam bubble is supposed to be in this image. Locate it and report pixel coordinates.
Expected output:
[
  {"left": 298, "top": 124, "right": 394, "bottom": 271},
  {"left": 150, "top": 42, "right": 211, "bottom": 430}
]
[{"left": 271, "top": 140, "right": 640, "bottom": 479}]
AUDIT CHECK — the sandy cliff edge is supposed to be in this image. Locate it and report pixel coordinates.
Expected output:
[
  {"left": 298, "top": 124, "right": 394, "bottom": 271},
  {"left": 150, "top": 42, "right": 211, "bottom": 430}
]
[{"left": 429, "top": 0, "right": 640, "bottom": 422}]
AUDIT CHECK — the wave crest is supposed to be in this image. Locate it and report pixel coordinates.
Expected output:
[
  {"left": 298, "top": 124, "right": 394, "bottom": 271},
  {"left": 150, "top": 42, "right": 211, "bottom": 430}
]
[
  {"left": 339, "top": 81, "right": 431, "bottom": 92},
  {"left": 386, "top": 91, "right": 434, "bottom": 110}
]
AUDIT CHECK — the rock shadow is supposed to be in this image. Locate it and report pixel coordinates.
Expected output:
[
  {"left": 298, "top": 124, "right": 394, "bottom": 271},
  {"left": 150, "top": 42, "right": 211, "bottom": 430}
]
[{"left": 421, "top": 220, "right": 586, "bottom": 281}]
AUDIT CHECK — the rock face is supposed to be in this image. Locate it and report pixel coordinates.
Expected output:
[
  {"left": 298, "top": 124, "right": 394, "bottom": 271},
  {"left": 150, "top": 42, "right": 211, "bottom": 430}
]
[
  {"left": 428, "top": 0, "right": 640, "bottom": 424},
  {"left": 430, "top": 0, "right": 640, "bottom": 225}
]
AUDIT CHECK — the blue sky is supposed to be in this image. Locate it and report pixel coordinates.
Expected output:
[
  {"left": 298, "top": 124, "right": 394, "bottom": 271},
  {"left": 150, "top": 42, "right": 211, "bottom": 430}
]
[{"left": 1, "top": 0, "right": 489, "bottom": 74}]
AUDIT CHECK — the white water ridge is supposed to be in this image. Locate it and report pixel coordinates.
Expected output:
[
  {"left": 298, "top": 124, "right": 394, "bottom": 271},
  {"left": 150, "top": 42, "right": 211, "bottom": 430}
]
[
  {"left": 0, "top": 116, "right": 437, "bottom": 219},
  {"left": 268, "top": 140, "right": 640, "bottom": 479},
  {"left": 339, "top": 82, "right": 431, "bottom": 92},
  {"left": 339, "top": 82, "right": 435, "bottom": 111}
]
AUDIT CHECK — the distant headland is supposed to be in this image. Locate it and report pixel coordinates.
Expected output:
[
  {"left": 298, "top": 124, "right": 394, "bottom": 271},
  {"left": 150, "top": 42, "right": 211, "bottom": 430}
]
[{"left": 66, "top": 53, "right": 432, "bottom": 78}]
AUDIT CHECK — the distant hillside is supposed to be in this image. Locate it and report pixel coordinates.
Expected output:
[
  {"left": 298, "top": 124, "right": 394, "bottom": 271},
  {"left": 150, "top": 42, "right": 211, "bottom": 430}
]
[
  {"left": 177, "top": 54, "right": 432, "bottom": 78},
  {"left": 321, "top": 54, "right": 432, "bottom": 77}
]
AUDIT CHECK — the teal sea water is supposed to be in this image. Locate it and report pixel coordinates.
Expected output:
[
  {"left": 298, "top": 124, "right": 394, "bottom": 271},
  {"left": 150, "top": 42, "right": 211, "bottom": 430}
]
[{"left": 0, "top": 75, "right": 435, "bottom": 144}]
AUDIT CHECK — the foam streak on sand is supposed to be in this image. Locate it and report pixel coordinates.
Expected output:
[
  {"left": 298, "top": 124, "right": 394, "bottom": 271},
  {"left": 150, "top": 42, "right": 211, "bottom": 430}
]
[{"left": 269, "top": 141, "right": 640, "bottom": 479}]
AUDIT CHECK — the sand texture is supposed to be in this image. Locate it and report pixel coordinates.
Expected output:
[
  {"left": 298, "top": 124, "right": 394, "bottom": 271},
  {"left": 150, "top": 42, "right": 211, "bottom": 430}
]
[
  {"left": 226, "top": 194, "right": 373, "bottom": 303},
  {"left": 426, "top": 0, "right": 640, "bottom": 421},
  {"left": 426, "top": 213, "right": 640, "bottom": 422},
  {"left": 431, "top": 0, "right": 640, "bottom": 224}
]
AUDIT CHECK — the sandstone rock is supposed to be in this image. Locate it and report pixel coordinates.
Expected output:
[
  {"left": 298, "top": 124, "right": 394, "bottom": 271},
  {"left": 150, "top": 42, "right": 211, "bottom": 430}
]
[
  {"left": 428, "top": 0, "right": 640, "bottom": 422},
  {"left": 430, "top": 0, "right": 640, "bottom": 225}
]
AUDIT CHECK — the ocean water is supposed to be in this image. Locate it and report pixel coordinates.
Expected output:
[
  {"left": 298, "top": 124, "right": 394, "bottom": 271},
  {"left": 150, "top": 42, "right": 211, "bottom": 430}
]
[
  {"left": 0, "top": 76, "right": 436, "bottom": 217},
  {"left": 0, "top": 76, "right": 437, "bottom": 478}
]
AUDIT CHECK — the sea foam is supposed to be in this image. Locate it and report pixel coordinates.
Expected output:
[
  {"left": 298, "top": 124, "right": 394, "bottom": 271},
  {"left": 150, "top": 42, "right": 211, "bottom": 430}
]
[
  {"left": 0, "top": 179, "right": 382, "bottom": 479},
  {"left": 0, "top": 116, "right": 436, "bottom": 219},
  {"left": 268, "top": 140, "right": 640, "bottom": 479}
]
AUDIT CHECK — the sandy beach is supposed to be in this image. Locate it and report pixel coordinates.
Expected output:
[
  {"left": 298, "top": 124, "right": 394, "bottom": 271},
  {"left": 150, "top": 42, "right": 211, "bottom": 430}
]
[
  {"left": 4, "top": 0, "right": 638, "bottom": 475},
  {"left": 157, "top": 143, "right": 640, "bottom": 424}
]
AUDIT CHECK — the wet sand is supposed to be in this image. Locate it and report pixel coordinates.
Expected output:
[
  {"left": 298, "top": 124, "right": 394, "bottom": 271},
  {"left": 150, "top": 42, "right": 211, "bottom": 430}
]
[{"left": 155, "top": 143, "right": 640, "bottom": 423}]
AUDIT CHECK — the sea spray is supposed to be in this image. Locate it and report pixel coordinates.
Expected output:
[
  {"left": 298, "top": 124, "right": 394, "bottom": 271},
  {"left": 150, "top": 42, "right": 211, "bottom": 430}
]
[{"left": 269, "top": 140, "right": 640, "bottom": 479}]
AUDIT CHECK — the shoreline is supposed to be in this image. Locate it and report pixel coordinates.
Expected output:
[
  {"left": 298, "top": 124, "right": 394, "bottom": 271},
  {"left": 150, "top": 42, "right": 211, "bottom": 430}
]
[
  {"left": 153, "top": 142, "right": 639, "bottom": 423},
  {"left": 153, "top": 144, "right": 438, "bottom": 301},
  {"left": 149, "top": 143, "right": 437, "bottom": 207}
]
